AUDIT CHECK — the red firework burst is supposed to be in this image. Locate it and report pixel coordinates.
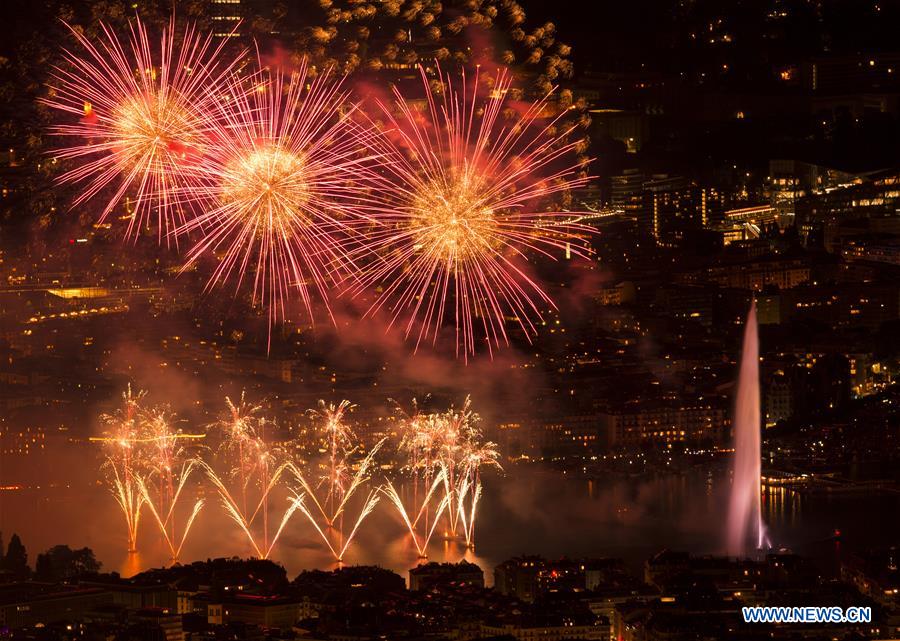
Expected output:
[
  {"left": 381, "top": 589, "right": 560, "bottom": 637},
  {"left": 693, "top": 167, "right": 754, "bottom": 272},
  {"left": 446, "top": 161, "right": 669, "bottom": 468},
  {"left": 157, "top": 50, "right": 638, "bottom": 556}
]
[
  {"left": 352, "top": 65, "right": 592, "bottom": 358},
  {"left": 176, "top": 57, "right": 390, "bottom": 344},
  {"left": 43, "top": 18, "right": 243, "bottom": 244}
]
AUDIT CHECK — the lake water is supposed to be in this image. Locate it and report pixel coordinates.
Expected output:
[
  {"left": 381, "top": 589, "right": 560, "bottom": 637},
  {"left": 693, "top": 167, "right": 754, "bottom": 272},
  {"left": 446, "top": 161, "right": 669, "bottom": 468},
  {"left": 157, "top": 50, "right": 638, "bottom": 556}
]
[{"left": 2, "top": 452, "right": 898, "bottom": 583}]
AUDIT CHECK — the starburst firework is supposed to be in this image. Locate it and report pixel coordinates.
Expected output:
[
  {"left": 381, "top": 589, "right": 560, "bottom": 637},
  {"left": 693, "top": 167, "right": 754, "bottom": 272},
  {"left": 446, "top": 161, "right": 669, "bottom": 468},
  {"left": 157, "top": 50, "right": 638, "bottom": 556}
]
[
  {"left": 354, "top": 65, "right": 591, "bottom": 358},
  {"left": 43, "top": 18, "right": 243, "bottom": 243},
  {"left": 177, "top": 58, "right": 389, "bottom": 342}
]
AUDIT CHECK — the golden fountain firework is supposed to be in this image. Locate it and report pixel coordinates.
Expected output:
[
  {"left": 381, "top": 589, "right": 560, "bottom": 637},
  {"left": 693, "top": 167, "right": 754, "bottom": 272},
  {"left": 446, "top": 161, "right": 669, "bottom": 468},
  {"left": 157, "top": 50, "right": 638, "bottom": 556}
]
[{"left": 288, "top": 400, "right": 384, "bottom": 562}]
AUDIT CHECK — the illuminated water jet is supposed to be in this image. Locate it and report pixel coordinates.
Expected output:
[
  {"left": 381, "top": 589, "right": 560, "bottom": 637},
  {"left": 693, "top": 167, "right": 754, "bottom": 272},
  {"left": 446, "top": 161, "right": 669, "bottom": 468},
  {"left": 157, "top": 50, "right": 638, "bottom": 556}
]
[{"left": 727, "top": 301, "right": 771, "bottom": 556}]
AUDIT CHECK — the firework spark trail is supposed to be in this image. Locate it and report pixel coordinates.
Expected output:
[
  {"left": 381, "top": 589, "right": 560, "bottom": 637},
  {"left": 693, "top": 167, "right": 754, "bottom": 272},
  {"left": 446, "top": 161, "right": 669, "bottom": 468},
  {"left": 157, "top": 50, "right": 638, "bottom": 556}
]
[
  {"left": 264, "top": 496, "right": 304, "bottom": 560},
  {"left": 139, "top": 409, "right": 207, "bottom": 556},
  {"left": 198, "top": 458, "right": 299, "bottom": 559},
  {"left": 138, "top": 470, "right": 204, "bottom": 561},
  {"left": 329, "top": 442, "right": 385, "bottom": 524},
  {"left": 175, "top": 58, "right": 393, "bottom": 345},
  {"left": 200, "top": 459, "right": 264, "bottom": 557},
  {"left": 454, "top": 474, "right": 484, "bottom": 548},
  {"left": 381, "top": 467, "right": 450, "bottom": 558},
  {"left": 94, "top": 390, "right": 207, "bottom": 556},
  {"left": 454, "top": 422, "right": 500, "bottom": 548},
  {"left": 246, "top": 460, "right": 296, "bottom": 531},
  {"left": 396, "top": 397, "right": 498, "bottom": 542},
  {"left": 108, "top": 460, "right": 146, "bottom": 553},
  {"left": 43, "top": 18, "right": 244, "bottom": 244},
  {"left": 289, "top": 402, "right": 386, "bottom": 561},
  {"left": 396, "top": 399, "right": 467, "bottom": 537},
  {"left": 96, "top": 386, "right": 147, "bottom": 552},
  {"left": 455, "top": 474, "right": 471, "bottom": 539},
  {"left": 290, "top": 465, "right": 332, "bottom": 526},
  {"left": 396, "top": 400, "right": 446, "bottom": 537},
  {"left": 145, "top": 411, "right": 178, "bottom": 526},
  {"left": 336, "top": 490, "right": 380, "bottom": 559},
  {"left": 213, "top": 392, "right": 267, "bottom": 517},
  {"left": 202, "top": 395, "right": 299, "bottom": 558},
  {"left": 291, "top": 489, "right": 380, "bottom": 562},
  {"left": 311, "top": 400, "right": 356, "bottom": 515},
  {"left": 436, "top": 402, "right": 471, "bottom": 536},
  {"left": 351, "top": 64, "right": 592, "bottom": 358}
]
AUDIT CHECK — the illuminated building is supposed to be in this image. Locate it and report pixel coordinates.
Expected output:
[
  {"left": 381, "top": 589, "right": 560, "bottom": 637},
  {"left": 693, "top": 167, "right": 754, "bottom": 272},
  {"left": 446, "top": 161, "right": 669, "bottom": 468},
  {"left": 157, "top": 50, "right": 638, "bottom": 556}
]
[
  {"left": 640, "top": 176, "right": 729, "bottom": 247},
  {"left": 196, "top": 594, "right": 303, "bottom": 629},
  {"left": 802, "top": 53, "right": 900, "bottom": 118},
  {"left": 841, "top": 237, "right": 900, "bottom": 266},
  {"left": 599, "top": 403, "right": 729, "bottom": 448},
  {"left": 540, "top": 416, "right": 602, "bottom": 456},
  {"left": 795, "top": 169, "right": 900, "bottom": 250},
  {"left": 653, "top": 285, "right": 717, "bottom": 327},
  {"left": 610, "top": 170, "right": 645, "bottom": 221},
  {"left": 764, "top": 372, "right": 792, "bottom": 427},
  {"left": 724, "top": 204, "right": 780, "bottom": 235},
  {"left": 0, "top": 585, "right": 111, "bottom": 628},
  {"left": 594, "top": 281, "right": 636, "bottom": 306},
  {"left": 757, "top": 282, "right": 900, "bottom": 330},
  {"left": 841, "top": 548, "right": 900, "bottom": 625},
  {"left": 846, "top": 353, "right": 891, "bottom": 398},
  {"left": 765, "top": 159, "right": 849, "bottom": 221},
  {"left": 133, "top": 608, "right": 185, "bottom": 641},
  {"left": 495, "top": 557, "right": 597, "bottom": 602},
  {"left": 480, "top": 614, "right": 610, "bottom": 641},
  {"left": 677, "top": 255, "right": 812, "bottom": 291},
  {"left": 494, "top": 556, "right": 545, "bottom": 602},
  {"left": 209, "top": 0, "right": 244, "bottom": 39}
]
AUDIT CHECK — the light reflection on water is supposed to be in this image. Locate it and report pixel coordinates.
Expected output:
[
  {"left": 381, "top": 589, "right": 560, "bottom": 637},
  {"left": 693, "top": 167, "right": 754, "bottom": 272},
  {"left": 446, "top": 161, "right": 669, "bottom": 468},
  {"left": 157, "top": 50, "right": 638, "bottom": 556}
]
[{"left": 2, "top": 465, "right": 898, "bottom": 582}]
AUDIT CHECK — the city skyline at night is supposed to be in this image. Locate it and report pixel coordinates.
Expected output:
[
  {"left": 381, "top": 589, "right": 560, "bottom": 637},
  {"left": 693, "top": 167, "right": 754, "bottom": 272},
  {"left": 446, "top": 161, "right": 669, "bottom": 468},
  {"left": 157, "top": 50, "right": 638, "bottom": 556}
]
[{"left": 1, "top": 1, "right": 900, "bottom": 640}]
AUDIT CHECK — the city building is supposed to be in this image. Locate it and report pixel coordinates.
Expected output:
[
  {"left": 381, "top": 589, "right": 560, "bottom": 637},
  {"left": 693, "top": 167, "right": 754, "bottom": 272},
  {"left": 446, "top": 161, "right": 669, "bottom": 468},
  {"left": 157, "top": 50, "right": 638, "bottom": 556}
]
[
  {"left": 599, "top": 402, "right": 729, "bottom": 448},
  {"left": 408, "top": 560, "right": 484, "bottom": 592}
]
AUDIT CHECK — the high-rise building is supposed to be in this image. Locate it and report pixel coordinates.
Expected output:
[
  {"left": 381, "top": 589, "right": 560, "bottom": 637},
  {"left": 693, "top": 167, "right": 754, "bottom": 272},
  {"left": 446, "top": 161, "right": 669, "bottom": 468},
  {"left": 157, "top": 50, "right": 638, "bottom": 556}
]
[
  {"left": 209, "top": 0, "right": 245, "bottom": 39},
  {"left": 640, "top": 176, "right": 729, "bottom": 247},
  {"left": 610, "top": 170, "right": 645, "bottom": 219}
]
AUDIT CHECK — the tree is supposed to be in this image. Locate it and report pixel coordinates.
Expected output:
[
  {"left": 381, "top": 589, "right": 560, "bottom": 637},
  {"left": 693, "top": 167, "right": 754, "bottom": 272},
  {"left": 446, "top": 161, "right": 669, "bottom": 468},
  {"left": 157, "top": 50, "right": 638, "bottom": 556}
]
[
  {"left": 35, "top": 545, "right": 101, "bottom": 582},
  {"left": 2, "top": 533, "right": 29, "bottom": 578}
]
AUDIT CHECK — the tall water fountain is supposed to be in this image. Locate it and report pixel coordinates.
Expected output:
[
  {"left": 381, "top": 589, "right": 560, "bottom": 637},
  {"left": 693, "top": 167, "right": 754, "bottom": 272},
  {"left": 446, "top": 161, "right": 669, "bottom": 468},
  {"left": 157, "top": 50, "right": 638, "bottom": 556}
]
[{"left": 727, "top": 301, "right": 769, "bottom": 556}]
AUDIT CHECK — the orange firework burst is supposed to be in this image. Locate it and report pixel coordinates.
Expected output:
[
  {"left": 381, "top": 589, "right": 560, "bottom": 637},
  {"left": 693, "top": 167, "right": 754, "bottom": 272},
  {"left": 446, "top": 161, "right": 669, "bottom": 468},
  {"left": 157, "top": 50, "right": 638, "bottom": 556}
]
[
  {"left": 353, "top": 65, "right": 592, "bottom": 358},
  {"left": 43, "top": 18, "right": 243, "bottom": 244},
  {"left": 177, "top": 58, "right": 390, "bottom": 343}
]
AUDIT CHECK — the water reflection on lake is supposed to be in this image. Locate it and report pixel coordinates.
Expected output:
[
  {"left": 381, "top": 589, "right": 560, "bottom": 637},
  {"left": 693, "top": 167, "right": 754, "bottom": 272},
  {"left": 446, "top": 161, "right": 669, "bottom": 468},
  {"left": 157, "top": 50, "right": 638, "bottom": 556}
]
[{"left": 2, "top": 466, "right": 898, "bottom": 583}]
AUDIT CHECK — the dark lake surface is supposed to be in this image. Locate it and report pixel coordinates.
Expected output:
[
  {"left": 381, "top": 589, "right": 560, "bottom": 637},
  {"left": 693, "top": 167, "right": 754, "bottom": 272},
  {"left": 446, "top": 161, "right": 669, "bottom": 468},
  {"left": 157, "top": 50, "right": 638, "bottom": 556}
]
[{"left": 3, "top": 450, "right": 898, "bottom": 583}]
